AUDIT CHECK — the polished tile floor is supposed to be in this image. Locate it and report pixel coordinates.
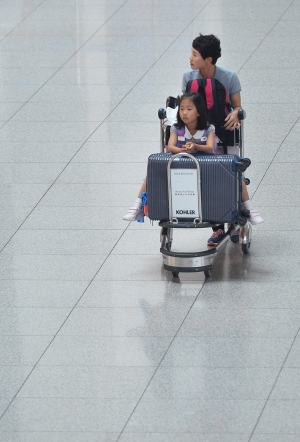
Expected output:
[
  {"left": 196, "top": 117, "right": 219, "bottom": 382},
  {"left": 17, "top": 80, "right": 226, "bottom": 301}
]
[{"left": 0, "top": 0, "right": 299, "bottom": 441}]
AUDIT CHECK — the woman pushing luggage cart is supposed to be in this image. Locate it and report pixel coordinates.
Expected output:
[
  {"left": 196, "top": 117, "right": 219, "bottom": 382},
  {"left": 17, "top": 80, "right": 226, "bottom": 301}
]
[
  {"left": 123, "top": 33, "right": 264, "bottom": 277},
  {"left": 148, "top": 98, "right": 252, "bottom": 277}
]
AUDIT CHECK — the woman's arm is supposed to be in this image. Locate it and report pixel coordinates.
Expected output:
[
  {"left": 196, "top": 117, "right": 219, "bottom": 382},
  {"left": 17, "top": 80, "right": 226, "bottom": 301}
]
[
  {"left": 224, "top": 92, "right": 241, "bottom": 130},
  {"left": 181, "top": 73, "right": 188, "bottom": 94}
]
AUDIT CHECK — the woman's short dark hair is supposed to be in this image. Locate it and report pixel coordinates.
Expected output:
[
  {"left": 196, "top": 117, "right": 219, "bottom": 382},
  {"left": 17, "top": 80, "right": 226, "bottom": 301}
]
[
  {"left": 176, "top": 92, "right": 208, "bottom": 130},
  {"left": 192, "top": 34, "right": 221, "bottom": 65}
]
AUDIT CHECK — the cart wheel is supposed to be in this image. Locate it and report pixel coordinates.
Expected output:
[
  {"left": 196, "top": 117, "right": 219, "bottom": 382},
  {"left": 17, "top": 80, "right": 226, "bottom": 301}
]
[
  {"left": 172, "top": 271, "right": 179, "bottom": 278},
  {"left": 238, "top": 217, "right": 247, "bottom": 227},
  {"left": 244, "top": 178, "right": 250, "bottom": 185},
  {"left": 242, "top": 242, "right": 251, "bottom": 254},
  {"left": 204, "top": 269, "right": 211, "bottom": 277}
]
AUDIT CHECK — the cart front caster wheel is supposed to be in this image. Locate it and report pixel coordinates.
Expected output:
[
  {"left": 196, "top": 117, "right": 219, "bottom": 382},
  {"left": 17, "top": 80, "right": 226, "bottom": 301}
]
[
  {"left": 238, "top": 217, "right": 247, "bottom": 227},
  {"left": 204, "top": 269, "right": 211, "bottom": 277},
  {"left": 242, "top": 243, "right": 251, "bottom": 254},
  {"left": 172, "top": 271, "right": 179, "bottom": 278}
]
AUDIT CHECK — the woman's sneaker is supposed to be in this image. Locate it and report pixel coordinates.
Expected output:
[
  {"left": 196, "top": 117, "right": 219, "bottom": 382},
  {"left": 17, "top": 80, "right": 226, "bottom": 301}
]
[
  {"left": 123, "top": 205, "right": 143, "bottom": 221},
  {"left": 207, "top": 229, "right": 225, "bottom": 246},
  {"left": 249, "top": 208, "right": 264, "bottom": 225}
]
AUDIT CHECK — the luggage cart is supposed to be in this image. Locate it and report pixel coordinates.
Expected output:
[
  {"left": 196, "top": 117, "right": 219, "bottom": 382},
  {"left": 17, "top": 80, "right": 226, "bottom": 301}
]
[
  {"left": 153, "top": 105, "right": 252, "bottom": 278},
  {"left": 156, "top": 152, "right": 251, "bottom": 278}
]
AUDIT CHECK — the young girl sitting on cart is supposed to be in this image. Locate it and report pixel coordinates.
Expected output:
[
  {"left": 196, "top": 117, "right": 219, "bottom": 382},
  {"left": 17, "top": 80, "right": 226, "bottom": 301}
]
[
  {"left": 123, "top": 92, "right": 215, "bottom": 221},
  {"left": 167, "top": 92, "right": 216, "bottom": 155}
]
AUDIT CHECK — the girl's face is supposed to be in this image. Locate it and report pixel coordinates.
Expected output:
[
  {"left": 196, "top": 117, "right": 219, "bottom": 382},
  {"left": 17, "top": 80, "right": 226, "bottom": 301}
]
[
  {"left": 179, "top": 98, "right": 199, "bottom": 125},
  {"left": 189, "top": 47, "right": 206, "bottom": 70}
]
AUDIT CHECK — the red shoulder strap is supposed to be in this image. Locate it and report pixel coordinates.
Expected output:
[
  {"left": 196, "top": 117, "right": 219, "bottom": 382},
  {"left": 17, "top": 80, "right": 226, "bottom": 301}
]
[
  {"left": 190, "top": 79, "right": 199, "bottom": 93},
  {"left": 204, "top": 78, "right": 214, "bottom": 109},
  {"left": 189, "top": 79, "right": 214, "bottom": 109}
]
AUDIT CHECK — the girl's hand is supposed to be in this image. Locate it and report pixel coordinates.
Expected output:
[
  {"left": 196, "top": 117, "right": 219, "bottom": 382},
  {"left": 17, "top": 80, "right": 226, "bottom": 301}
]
[{"left": 182, "top": 142, "right": 194, "bottom": 153}]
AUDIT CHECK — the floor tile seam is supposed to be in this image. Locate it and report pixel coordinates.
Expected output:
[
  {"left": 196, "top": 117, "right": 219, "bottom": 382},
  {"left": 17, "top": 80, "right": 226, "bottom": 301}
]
[
  {"left": 0, "top": 1, "right": 228, "bottom": 247},
  {"left": 69, "top": 308, "right": 200, "bottom": 312},
  {"left": 1, "top": 307, "right": 195, "bottom": 311},
  {"left": 0, "top": 162, "right": 69, "bottom": 164},
  {"left": 0, "top": 364, "right": 151, "bottom": 367},
  {"left": 1, "top": 364, "right": 288, "bottom": 369},
  {"left": 69, "top": 161, "right": 189, "bottom": 164},
  {"left": 249, "top": 114, "right": 300, "bottom": 200},
  {"left": 115, "top": 279, "right": 209, "bottom": 441},
  {"left": 0, "top": 278, "right": 93, "bottom": 281},
  {"left": 71, "top": 308, "right": 300, "bottom": 311},
  {"left": 0, "top": 0, "right": 222, "bottom": 134},
  {"left": 7, "top": 203, "right": 142, "bottom": 207},
  {"left": 6, "top": 365, "right": 288, "bottom": 369},
  {"left": 232, "top": 4, "right": 298, "bottom": 205},
  {"left": 18, "top": 229, "right": 136, "bottom": 231},
  {"left": 0, "top": 397, "right": 281, "bottom": 401},
  {"left": 1, "top": 333, "right": 209, "bottom": 340},
  {"left": 0, "top": 225, "right": 132, "bottom": 423},
  {"left": 204, "top": 240, "right": 229, "bottom": 265},
  {"left": 206, "top": 0, "right": 295, "bottom": 84},
  {"left": 10, "top": 334, "right": 297, "bottom": 338},
  {"left": 172, "top": 336, "right": 297, "bottom": 340},
  {"left": 174, "top": 335, "right": 300, "bottom": 339},
  {"left": 7, "top": 228, "right": 126, "bottom": 231},
  {"left": 0, "top": 0, "right": 49, "bottom": 44},
  {"left": 248, "top": 324, "right": 300, "bottom": 441},
  {"left": 3, "top": 277, "right": 299, "bottom": 282},
  {"left": 0, "top": 0, "right": 132, "bottom": 131},
  {"left": 0, "top": 253, "right": 163, "bottom": 257},
  {"left": 233, "top": 1, "right": 295, "bottom": 76},
  {"left": 0, "top": 119, "right": 138, "bottom": 253},
  {"left": 2, "top": 119, "right": 117, "bottom": 122},
  {"left": 258, "top": 399, "right": 300, "bottom": 402},
  {"left": 4, "top": 364, "right": 289, "bottom": 369}
]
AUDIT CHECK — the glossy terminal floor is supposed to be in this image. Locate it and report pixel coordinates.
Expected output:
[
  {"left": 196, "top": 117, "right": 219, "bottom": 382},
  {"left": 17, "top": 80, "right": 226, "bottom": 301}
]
[{"left": 0, "top": 0, "right": 300, "bottom": 441}]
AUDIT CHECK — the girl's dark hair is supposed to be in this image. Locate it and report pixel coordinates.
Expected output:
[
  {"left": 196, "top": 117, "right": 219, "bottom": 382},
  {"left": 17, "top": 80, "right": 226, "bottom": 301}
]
[
  {"left": 192, "top": 34, "right": 221, "bottom": 65},
  {"left": 176, "top": 92, "right": 208, "bottom": 130}
]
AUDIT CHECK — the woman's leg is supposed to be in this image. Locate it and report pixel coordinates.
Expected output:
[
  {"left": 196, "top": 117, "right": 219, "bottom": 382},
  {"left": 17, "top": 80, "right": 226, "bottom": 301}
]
[
  {"left": 208, "top": 180, "right": 264, "bottom": 245},
  {"left": 241, "top": 181, "right": 263, "bottom": 225},
  {"left": 207, "top": 226, "right": 225, "bottom": 246}
]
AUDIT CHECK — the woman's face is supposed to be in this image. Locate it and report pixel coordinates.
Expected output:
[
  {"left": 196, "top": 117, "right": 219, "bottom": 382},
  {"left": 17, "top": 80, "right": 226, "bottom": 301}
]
[{"left": 189, "top": 47, "right": 206, "bottom": 70}]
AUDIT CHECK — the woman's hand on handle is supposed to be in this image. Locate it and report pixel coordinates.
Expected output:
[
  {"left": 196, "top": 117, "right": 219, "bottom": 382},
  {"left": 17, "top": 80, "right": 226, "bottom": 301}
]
[
  {"left": 224, "top": 110, "right": 240, "bottom": 130},
  {"left": 225, "top": 91, "right": 242, "bottom": 130}
]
